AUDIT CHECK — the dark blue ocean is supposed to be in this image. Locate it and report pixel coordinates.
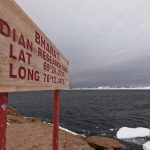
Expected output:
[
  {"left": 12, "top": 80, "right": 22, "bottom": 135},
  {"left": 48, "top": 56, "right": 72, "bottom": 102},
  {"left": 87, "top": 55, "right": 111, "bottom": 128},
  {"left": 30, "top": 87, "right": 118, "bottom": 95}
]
[{"left": 9, "top": 90, "right": 150, "bottom": 150}]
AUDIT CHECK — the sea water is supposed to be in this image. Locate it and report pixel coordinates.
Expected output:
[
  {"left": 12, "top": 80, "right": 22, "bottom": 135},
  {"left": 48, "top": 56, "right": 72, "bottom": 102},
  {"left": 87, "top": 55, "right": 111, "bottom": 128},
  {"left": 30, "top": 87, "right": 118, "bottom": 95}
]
[{"left": 9, "top": 90, "right": 150, "bottom": 150}]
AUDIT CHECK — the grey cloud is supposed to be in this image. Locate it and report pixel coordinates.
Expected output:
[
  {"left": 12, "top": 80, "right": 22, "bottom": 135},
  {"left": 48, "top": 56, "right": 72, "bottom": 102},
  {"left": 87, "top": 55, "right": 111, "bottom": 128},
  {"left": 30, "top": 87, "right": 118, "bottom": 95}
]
[{"left": 16, "top": 0, "right": 150, "bottom": 87}]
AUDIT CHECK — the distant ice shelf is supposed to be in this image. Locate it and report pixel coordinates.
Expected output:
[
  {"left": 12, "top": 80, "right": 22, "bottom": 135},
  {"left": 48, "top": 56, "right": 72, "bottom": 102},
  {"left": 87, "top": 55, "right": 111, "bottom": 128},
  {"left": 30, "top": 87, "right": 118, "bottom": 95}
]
[{"left": 72, "top": 86, "right": 150, "bottom": 90}]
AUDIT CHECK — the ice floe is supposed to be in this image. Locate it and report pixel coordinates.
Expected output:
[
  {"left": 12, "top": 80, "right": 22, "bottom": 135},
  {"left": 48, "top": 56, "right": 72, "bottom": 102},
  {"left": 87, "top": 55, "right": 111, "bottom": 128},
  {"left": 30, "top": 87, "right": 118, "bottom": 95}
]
[
  {"left": 117, "top": 127, "right": 150, "bottom": 139},
  {"left": 143, "top": 141, "right": 150, "bottom": 150}
]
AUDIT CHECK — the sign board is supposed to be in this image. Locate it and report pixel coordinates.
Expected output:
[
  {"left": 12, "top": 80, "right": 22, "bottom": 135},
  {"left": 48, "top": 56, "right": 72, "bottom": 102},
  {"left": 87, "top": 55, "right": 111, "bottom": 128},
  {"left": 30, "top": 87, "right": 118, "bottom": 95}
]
[{"left": 0, "top": 0, "right": 69, "bottom": 92}]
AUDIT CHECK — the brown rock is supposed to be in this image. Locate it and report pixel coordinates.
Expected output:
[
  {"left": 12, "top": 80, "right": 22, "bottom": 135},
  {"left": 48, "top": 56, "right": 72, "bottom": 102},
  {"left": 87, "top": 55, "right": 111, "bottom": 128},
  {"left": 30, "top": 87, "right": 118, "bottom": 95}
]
[
  {"left": 85, "top": 136, "right": 126, "bottom": 150},
  {"left": 7, "top": 107, "right": 21, "bottom": 116},
  {"left": 7, "top": 122, "right": 94, "bottom": 150},
  {"left": 7, "top": 107, "right": 40, "bottom": 124}
]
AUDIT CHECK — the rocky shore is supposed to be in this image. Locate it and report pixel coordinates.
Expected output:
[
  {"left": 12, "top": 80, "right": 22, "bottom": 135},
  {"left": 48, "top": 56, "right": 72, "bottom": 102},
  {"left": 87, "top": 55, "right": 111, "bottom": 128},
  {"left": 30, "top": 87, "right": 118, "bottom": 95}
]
[{"left": 6, "top": 107, "right": 126, "bottom": 150}]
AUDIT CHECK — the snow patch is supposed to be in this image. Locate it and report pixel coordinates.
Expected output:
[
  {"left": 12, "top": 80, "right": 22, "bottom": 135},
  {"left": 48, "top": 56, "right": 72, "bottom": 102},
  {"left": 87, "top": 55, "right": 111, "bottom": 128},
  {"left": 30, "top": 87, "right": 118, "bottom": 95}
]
[
  {"left": 117, "top": 127, "right": 150, "bottom": 139},
  {"left": 42, "top": 121, "right": 84, "bottom": 137},
  {"left": 59, "top": 126, "right": 85, "bottom": 137},
  {"left": 59, "top": 126, "right": 79, "bottom": 136}
]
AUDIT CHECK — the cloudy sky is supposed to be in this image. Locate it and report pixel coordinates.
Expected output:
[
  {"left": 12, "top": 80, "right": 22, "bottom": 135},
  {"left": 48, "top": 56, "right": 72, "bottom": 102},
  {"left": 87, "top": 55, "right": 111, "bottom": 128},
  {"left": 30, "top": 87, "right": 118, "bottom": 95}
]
[{"left": 16, "top": 0, "right": 150, "bottom": 88}]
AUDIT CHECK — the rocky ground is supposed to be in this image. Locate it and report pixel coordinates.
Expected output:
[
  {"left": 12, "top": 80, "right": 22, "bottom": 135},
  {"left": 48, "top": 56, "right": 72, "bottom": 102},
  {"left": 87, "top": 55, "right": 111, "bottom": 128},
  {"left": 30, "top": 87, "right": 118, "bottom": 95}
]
[{"left": 6, "top": 107, "right": 126, "bottom": 150}]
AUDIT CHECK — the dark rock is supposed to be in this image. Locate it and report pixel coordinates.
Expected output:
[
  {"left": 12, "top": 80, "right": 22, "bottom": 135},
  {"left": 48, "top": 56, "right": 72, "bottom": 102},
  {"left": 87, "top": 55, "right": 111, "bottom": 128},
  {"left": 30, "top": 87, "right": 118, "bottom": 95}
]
[{"left": 85, "top": 136, "right": 126, "bottom": 150}]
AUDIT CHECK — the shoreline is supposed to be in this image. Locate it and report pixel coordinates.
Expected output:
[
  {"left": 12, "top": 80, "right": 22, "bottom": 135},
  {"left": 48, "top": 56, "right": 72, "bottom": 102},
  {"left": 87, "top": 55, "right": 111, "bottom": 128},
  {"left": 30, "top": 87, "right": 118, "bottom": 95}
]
[
  {"left": 6, "top": 107, "right": 126, "bottom": 150},
  {"left": 43, "top": 121, "right": 85, "bottom": 137}
]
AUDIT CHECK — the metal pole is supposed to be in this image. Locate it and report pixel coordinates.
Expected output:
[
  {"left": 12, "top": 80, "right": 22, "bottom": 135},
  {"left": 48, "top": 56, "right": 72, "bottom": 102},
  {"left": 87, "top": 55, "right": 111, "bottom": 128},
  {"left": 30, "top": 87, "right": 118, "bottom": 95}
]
[
  {"left": 53, "top": 90, "right": 60, "bottom": 150},
  {"left": 0, "top": 93, "right": 8, "bottom": 150}
]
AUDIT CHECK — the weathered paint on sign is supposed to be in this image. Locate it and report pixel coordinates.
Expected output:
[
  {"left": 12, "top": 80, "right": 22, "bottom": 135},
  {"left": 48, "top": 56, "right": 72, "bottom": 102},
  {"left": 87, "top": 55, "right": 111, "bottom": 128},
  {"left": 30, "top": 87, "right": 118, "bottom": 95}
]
[{"left": 0, "top": 0, "right": 69, "bottom": 92}]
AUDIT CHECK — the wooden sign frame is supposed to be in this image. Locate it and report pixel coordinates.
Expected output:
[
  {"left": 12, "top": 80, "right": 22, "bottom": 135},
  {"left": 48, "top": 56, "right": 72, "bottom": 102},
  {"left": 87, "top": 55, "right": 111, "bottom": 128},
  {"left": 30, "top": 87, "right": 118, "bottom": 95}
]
[{"left": 0, "top": 0, "right": 69, "bottom": 92}]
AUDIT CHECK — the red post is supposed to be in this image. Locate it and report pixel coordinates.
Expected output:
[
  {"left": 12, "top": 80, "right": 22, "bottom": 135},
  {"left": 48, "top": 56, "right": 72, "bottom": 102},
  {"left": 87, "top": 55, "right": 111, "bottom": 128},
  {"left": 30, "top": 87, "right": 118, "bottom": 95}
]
[
  {"left": 0, "top": 93, "right": 8, "bottom": 150},
  {"left": 53, "top": 90, "right": 60, "bottom": 150}
]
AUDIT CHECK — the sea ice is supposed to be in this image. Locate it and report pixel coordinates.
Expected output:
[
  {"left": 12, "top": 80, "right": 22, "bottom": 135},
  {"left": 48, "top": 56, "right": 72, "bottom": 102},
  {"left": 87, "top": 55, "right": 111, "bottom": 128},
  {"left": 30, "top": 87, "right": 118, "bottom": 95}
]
[
  {"left": 143, "top": 141, "right": 150, "bottom": 150},
  {"left": 110, "top": 128, "right": 114, "bottom": 131},
  {"left": 117, "top": 127, "right": 150, "bottom": 139}
]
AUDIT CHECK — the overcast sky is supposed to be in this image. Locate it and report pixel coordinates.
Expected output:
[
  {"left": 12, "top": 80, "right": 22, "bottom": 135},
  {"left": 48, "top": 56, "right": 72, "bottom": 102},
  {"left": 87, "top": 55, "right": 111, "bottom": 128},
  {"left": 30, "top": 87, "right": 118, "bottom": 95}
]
[{"left": 16, "top": 0, "right": 150, "bottom": 88}]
